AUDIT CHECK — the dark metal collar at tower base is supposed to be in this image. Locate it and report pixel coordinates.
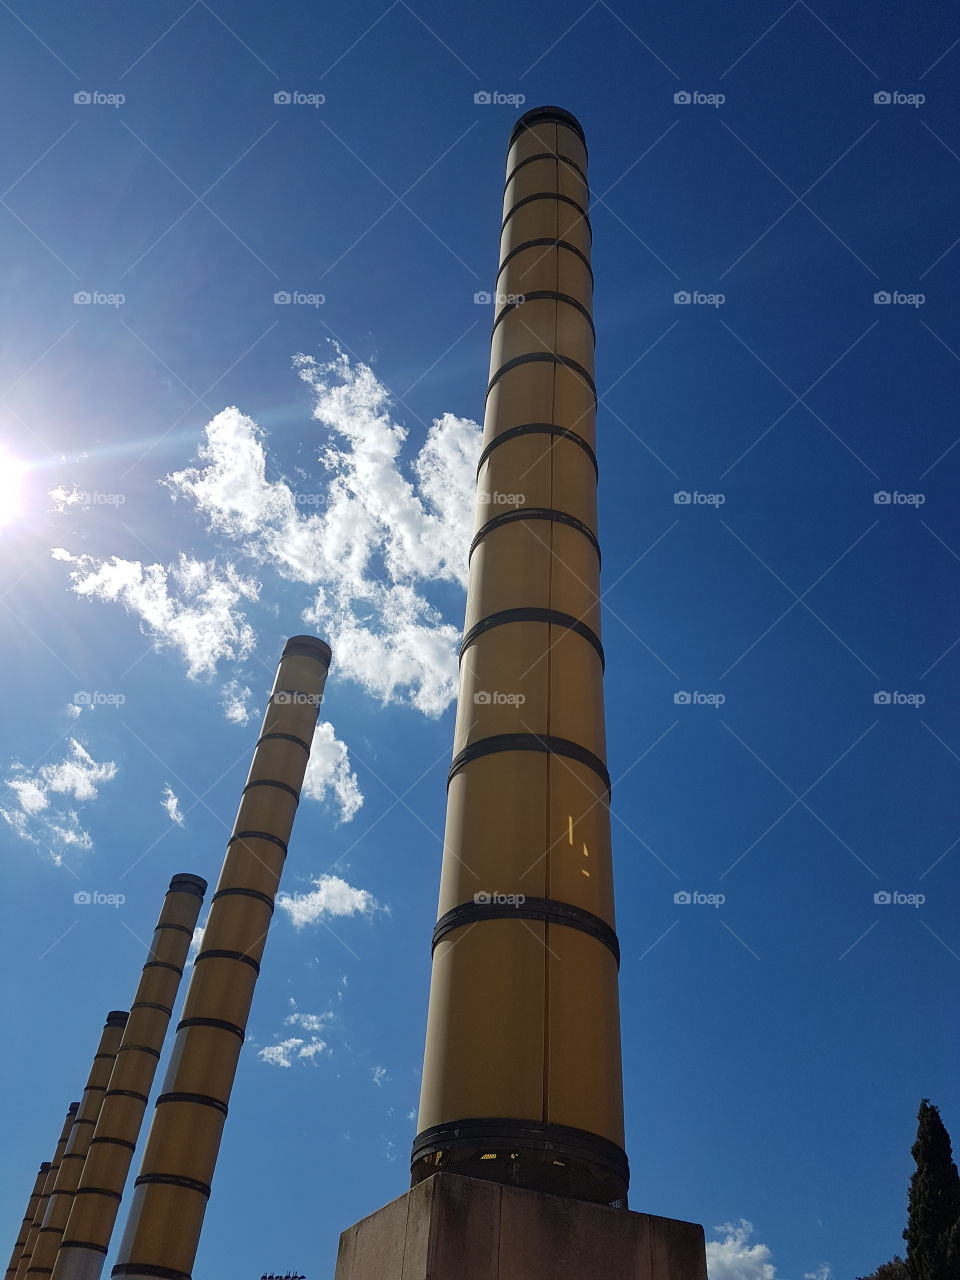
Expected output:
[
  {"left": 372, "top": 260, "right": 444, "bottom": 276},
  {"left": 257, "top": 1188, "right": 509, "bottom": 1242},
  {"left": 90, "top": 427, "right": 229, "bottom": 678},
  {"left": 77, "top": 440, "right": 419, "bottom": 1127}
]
[{"left": 411, "top": 1119, "right": 628, "bottom": 1208}]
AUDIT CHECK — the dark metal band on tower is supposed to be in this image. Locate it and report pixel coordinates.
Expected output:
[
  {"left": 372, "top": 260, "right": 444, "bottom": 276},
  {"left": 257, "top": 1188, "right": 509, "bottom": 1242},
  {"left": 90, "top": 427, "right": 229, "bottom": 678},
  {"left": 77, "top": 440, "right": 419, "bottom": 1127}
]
[
  {"left": 411, "top": 106, "right": 628, "bottom": 1206},
  {"left": 14, "top": 1110, "right": 77, "bottom": 1280},
  {"left": 52, "top": 874, "right": 208, "bottom": 1280},
  {"left": 110, "top": 635, "right": 331, "bottom": 1280},
  {"left": 25, "top": 1015, "right": 129, "bottom": 1280}
]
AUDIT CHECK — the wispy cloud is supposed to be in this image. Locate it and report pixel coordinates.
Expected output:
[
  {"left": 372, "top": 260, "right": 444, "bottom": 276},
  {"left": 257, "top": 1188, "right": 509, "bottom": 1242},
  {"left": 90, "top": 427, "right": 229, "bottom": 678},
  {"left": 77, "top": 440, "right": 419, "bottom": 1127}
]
[
  {"left": 258, "top": 1037, "right": 328, "bottom": 1068},
  {"left": 219, "top": 678, "right": 253, "bottom": 725},
  {"left": 276, "top": 873, "right": 381, "bottom": 929},
  {"left": 1, "top": 739, "right": 118, "bottom": 860},
  {"left": 284, "top": 1010, "right": 333, "bottom": 1033},
  {"left": 371, "top": 1065, "right": 388, "bottom": 1087},
  {"left": 163, "top": 348, "right": 480, "bottom": 715},
  {"left": 161, "top": 784, "right": 184, "bottom": 825},
  {"left": 51, "top": 549, "right": 258, "bottom": 678},
  {"left": 303, "top": 721, "right": 363, "bottom": 822}
]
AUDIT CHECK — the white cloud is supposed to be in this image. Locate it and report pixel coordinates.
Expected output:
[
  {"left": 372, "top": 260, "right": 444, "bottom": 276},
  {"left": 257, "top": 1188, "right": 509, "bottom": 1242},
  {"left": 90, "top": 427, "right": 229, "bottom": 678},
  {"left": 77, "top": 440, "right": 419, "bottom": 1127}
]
[
  {"left": 284, "top": 1011, "right": 333, "bottom": 1033},
  {"left": 371, "top": 1065, "right": 388, "bottom": 1087},
  {"left": 302, "top": 722, "right": 363, "bottom": 822},
  {"left": 276, "top": 873, "right": 381, "bottom": 929},
  {"left": 295, "top": 1038, "right": 328, "bottom": 1060},
  {"left": 219, "top": 679, "right": 253, "bottom": 725},
  {"left": 706, "top": 1222, "right": 777, "bottom": 1280},
  {"left": 804, "top": 1266, "right": 831, "bottom": 1280},
  {"left": 258, "top": 1034, "right": 328, "bottom": 1067},
  {"left": 189, "top": 916, "right": 206, "bottom": 961},
  {"left": 66, "top": 703, "right": 82, "bottom": 719},
  {"left": 161, "top": 785, "right": 184, "bottom": 825},
  {"left": 52, "top": 550, "right": 258, "bottom": 679},
  {"left": 162, "top": 349, "right": 480, "bottom": 716},
  {"left": 258, "top": 1038, "right": 304, "bottom": 1068},
  {"left": 1, "top": 740, "right": 117, "bottom": 859}
]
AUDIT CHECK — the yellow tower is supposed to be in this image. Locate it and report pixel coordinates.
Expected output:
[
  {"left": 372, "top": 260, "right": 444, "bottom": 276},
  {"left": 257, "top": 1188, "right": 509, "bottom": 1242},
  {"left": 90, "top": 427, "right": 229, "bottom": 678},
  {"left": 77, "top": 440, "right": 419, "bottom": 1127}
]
[
  {"left": 52, "top": 874, "right": 207, "bottom": 1280},
  {"left": 14, "top": 1111, "right": 76, "bottom": 1280},
  {"left": 334, "top": 108, "right": 707, "bottom": 1280},
  {"left": 5, "top": 1164, "right": 50, "bottom": 1280},
  {"left": 412, "top": 103, "right": 626, "bottom": 1206},
  {"left": 110, "top": 636, "right": 331, "bottom": 1280},
  {"left": 25, "top": 1016, "right": 128, "bottom": 1279}
]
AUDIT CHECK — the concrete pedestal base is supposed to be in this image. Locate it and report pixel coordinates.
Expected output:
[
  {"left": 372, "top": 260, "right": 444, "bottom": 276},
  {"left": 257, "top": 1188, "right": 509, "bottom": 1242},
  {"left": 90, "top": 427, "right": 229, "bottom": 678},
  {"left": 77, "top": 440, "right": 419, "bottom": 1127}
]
[{"left": 333, "top": 1173, "right": 708, "bottom": 1280}]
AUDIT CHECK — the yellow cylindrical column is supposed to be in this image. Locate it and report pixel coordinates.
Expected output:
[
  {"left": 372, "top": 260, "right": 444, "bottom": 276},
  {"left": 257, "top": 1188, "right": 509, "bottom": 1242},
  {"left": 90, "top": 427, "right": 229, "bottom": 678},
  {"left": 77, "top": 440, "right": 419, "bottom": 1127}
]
[
  {"left": 16, "top": 1111, "right": 77, "bottom": 1280},
  {"left": 110, "top": 635, "right": 331, "bottom": 1280},
  {"left": 412, "top": 106, "right": 628, "bottom": 1206},
  {"left": 5, "top": 1163, "right": 50, "bottom": 1280},
  {"left": 26, "top": 1016, "right": 128, "bottom": 1279},
  {"left": 52, "top": 874, "right": 207, "bottom": 1280}
]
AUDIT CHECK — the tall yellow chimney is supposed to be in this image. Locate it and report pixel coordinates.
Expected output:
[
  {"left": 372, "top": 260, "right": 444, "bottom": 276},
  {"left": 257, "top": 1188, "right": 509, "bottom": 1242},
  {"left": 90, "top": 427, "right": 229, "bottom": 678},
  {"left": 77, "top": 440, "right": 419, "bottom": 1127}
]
[
  {"left": 52, "top": 874, "right": 207, "bottom": 1280},
  {"left": 4, "top": 1163, "right": 50, "bottom": 1280},
  {"left": 15, "top": 1110, "right": 77, "bottom": 1280},
  {"left": 25, "top": 1015, "right": 128, "bottom": 1279},
  {"left": 110, "top": 636, "right": 331, "bottom": 1280},
  {"left": 412, "top": 103, "right": 627, "bottom": 1207}
]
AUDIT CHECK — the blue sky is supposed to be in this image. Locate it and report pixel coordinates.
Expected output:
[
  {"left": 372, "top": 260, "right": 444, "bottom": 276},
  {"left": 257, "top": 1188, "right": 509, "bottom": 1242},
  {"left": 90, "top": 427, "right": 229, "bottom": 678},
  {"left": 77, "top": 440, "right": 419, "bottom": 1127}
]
[{"left": 1, "top": 2, "right": 958, "bottom": 1278}]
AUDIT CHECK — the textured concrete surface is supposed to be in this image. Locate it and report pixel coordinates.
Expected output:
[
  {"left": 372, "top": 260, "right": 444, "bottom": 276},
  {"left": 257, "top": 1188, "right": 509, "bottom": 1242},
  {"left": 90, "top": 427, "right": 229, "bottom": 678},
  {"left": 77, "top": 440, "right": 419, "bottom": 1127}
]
[{"left": 334, "top": 1174, "right": 708, "bottom": 1280}]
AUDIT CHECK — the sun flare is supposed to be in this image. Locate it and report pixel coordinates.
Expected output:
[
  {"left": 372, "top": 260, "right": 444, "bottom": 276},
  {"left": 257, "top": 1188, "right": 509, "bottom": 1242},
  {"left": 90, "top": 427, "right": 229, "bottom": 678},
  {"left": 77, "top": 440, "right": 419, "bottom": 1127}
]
[{"left": 0, "top": 448, "right": 24, "bottom": 526}]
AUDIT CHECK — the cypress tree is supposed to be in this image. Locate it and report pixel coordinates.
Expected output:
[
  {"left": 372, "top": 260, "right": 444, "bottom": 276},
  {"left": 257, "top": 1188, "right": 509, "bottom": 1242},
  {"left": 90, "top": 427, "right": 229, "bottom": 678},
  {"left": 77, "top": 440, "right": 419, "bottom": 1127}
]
[{"left": 903, "top": 1099, "right": 960, "bottom": 1280}]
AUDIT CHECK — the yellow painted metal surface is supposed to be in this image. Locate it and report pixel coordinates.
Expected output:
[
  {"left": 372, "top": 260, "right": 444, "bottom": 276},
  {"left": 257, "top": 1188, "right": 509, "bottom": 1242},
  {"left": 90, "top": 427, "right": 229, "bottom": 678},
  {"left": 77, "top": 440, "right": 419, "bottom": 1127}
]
[
  {"left": 14, "top": 1113, "right": 75, "bottom": 1280},
  {"left": 109, "top": 637, "right": 330, "bottom": 1280},
  {"left": 415, "top": 108, "right": 626, "bottom": 1201},
  {"left": 52, "top": 877, "right": 206, "bottom": 1280},
  {"left": 4, "top": 1163, "right": 50, "bottom": 1280},
  {"left": 25, "top": 1017, "right": 127, "bottom": 1279}
]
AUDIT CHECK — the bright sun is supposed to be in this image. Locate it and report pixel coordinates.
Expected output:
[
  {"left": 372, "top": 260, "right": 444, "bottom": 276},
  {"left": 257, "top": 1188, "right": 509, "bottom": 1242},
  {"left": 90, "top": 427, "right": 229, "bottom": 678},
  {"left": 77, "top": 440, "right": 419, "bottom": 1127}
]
[{"left": 0, "top": 448, "right": 24, "bottom": 526}]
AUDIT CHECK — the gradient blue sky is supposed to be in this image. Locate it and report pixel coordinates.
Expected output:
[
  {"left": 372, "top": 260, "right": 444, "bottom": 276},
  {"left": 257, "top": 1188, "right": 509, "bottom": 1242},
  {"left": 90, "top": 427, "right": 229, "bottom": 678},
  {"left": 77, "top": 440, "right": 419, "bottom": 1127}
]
[{"left": 1, "top": 3, "right": 959, "bottom": 1279}]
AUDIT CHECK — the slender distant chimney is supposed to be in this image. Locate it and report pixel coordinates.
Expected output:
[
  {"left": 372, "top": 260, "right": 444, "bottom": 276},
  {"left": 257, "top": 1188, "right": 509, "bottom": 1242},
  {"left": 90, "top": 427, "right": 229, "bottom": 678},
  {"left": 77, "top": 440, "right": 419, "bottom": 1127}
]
[
  {"left": 15, "top": 1110, "right": 77, "bottom": 1280},
  {"left": 4, "top": 1163, "right": 50, "bottom": 1280},
  {"left": 111, "top": 635, "right": 331, "bottom": 1280},
  {"left": 52, "top": 874, "right": 208, "bottom": 1280},
  {"left": 26, "top": 1015, "right": 128, "bottom": 1280},
  {"left": 411, "top": 105, "right": 628, "bottom": 1206}
]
